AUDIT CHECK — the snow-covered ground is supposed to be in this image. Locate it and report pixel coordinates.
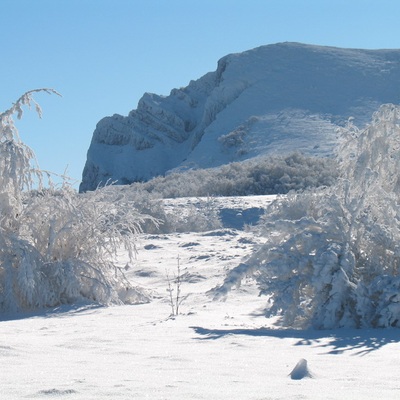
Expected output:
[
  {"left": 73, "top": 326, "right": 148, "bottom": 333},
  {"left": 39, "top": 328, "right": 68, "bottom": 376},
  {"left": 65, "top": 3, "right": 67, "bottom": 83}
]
[{"left": 1, "top": 195, "right": 400, "bottom": 399}]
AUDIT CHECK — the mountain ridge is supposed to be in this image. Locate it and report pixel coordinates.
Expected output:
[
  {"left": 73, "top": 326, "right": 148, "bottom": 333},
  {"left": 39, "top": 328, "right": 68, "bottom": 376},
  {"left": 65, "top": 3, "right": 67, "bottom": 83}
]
[{"left": 80, "top": 42, "right": 400, "bottom": 192}]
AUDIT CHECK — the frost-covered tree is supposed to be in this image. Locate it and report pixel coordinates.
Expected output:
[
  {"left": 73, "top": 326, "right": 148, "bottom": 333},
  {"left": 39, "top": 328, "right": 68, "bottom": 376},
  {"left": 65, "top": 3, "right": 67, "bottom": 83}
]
[
  {"left": 0, "top": 91, "right": 151, "bottom": 312},
  {"left": 0, "top": 89, "right": 56, "bottom": 232},
  {"left": 215, "top": 104, "right": 400, "bottom": 329}
]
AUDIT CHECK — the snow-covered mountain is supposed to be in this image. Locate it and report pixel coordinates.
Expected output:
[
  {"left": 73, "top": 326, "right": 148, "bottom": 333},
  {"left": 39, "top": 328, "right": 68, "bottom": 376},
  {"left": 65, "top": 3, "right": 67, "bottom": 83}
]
[{"left": 80, "top": 42, "right": 400, "bottom": 192}]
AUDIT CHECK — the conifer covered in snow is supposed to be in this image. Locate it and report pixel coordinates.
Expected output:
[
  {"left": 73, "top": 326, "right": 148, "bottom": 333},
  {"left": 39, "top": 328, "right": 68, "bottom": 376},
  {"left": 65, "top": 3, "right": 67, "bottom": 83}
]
[
  {"left": 0, "top": 91, "right": 151, "bottom": 312},
  {"left": 216, "top": 104, "right": 400, "bottom": 329}
]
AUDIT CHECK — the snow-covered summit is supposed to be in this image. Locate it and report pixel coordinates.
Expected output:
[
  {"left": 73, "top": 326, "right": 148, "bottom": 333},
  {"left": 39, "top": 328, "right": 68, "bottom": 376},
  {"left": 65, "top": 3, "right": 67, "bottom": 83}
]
[{"left": 80, "top": 42, "right": 400, "bottom": 192}]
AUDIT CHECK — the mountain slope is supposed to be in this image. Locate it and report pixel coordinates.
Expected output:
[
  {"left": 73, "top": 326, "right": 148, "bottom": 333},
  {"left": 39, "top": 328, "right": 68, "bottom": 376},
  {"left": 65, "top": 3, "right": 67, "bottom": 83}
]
[{"left": 80, "top": 42, "right": 400, "bottom": 192}]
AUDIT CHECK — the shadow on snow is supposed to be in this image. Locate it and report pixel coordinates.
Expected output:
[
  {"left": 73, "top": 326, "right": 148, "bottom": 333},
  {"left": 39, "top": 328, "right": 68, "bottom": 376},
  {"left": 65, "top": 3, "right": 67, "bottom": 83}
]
[
  {"left": 190, "top": 326, "right": 399, "bottom": 356},
  {"left": 0, "top": 303, "right": 104, "bottom": 322}
]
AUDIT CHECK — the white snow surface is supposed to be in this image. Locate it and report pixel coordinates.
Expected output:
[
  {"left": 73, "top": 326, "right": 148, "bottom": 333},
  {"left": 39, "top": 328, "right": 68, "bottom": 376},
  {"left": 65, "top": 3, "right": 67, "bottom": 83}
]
[
  {"left": 2, "top": 196, "right": 400, "bottom": 399},
  {"left": 81, "top": 42, "right": 400, "bottom": 191}
]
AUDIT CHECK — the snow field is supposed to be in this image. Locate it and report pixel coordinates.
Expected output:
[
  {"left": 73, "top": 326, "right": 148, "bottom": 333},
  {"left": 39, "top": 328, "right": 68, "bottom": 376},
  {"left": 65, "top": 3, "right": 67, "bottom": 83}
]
[{"left": 1, "top": 196, "right": 400, "bottom": 399}]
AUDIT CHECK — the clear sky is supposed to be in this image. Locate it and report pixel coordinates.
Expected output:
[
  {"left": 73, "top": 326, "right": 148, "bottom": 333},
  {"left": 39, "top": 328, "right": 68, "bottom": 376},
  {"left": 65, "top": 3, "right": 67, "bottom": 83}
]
[{"left": 3, "top": 0, "right": 400, "bottom": 187}]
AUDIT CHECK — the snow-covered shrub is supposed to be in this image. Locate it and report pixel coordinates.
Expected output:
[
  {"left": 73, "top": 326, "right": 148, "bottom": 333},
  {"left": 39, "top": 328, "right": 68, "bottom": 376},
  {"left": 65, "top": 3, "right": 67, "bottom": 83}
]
[
  {"left": 169, "top": 197, "right": 222, "bottom": 233},
  {"left": 0, "top": 90, "right": 58, "bottom": 233},
  {"left": 0, "top": 91, "right": 151, "bottom": 312},
  {"left": 18, "top": 185, "right": 152, "bottom": 308},
  {"left": 215, "top": 104, "right": 400, "bottom": 329},
  {"left": 218, "top": 126, "right": 246, "bottom": 148},
  {"left": 94, "top": 185, "right": 221, "bottom": 234},
  {"left": 129, "top": 152, "right": 338, "bottom": 198},
  {"left": 107, "top": 185, "right": 167, "bottom": 233}
]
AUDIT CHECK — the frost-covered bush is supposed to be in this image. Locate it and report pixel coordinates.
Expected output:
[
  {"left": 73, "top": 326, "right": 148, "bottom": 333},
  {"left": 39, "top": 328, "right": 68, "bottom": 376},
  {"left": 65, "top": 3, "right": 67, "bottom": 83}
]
[
  {"left": 215, "top": 104, "right": 400, "bottom": 329},
  {"left": 218, "top": 126, "right": 246, "bottom": 148},
  {"left": 130, "top": 152, "right": 338, "bottom": 198},
  {"left": 108, "top": 186, "right": 167, "bottom": 233},
  {"left": 94, "top": 185, "right": 221, "bottom": 234},
  {"left": 165, "top": 197, "right": 222, "bottom": 233},
  {"left": 0, "top": 91, "right": 151, "bottom": 312}
]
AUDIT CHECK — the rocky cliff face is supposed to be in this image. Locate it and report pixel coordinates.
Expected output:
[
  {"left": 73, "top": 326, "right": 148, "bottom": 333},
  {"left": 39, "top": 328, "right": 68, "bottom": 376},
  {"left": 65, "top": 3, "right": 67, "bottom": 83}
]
[{"left": 80, "top": 42, "right": 400, "bottom": 192}]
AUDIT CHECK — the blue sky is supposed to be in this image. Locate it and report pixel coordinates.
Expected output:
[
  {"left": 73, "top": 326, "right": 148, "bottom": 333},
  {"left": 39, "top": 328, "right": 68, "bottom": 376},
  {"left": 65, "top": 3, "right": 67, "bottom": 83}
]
[{"left": 3, "top": 0, "right": 400, "bottom": 186}]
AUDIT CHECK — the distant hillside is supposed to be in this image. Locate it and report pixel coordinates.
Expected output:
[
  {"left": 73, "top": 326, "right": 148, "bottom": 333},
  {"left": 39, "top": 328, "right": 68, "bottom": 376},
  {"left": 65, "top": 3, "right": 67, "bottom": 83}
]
[{"left": 80, "top": 42, "right": 400, "bottom": 192}]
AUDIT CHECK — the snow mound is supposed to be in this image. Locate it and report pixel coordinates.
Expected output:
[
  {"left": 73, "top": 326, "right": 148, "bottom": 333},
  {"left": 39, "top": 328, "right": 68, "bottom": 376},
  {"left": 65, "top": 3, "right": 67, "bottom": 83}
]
[{"left": 289, "top": 358, "right": 313, "bottom": 380}]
